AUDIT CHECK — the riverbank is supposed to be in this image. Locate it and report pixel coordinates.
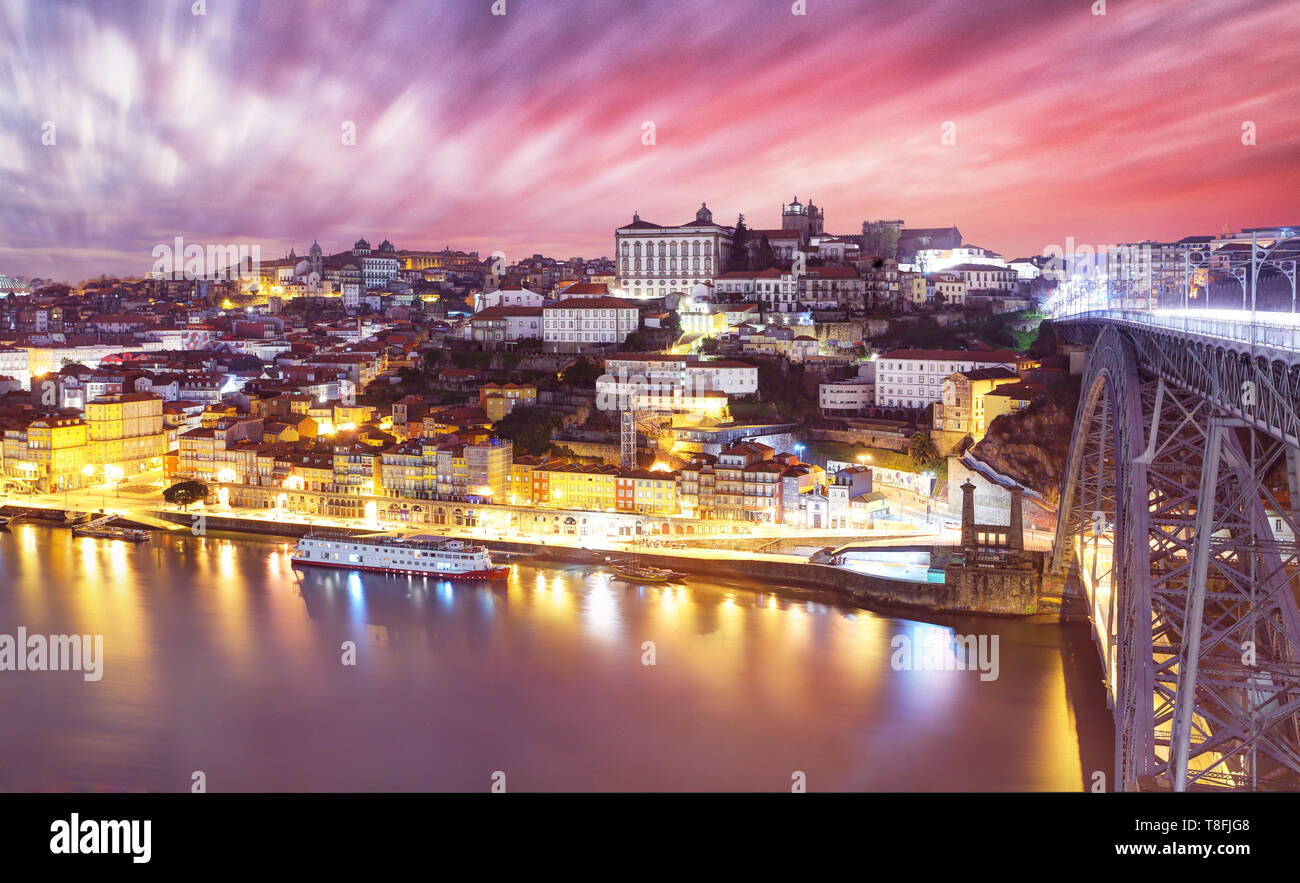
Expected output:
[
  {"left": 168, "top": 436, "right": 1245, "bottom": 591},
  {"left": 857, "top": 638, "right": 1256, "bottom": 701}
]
[{"left": 2, "top": 502, "right": 1061, "bottom": 622}]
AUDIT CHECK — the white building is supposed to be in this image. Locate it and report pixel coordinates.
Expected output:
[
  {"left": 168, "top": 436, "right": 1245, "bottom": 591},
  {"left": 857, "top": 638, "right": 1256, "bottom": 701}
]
[
  {"left": 349, "top": 238, "right": 401, "bottom": 289},
  {"left": 686, "top": 359, "right": 759, "bottom": 396},
  {"left": 542, "top": 296, "right": 640, "bottom": 350},
  {"left": 598, "top": 354, "right": 758, "bottom": 409},
  {"left": 946, "top": 263, "right": 1018, "bottom": 293},
  {"left": 714, "top": 268, "right": 799, "bottom": 312},
  {"left": 1007, "top": 258, "right": 1044, "bottom": 281},
  {"left": 929, "top": 273, "right": 967, "bottom": 306},
  {"left": 477, "top": 283, "right": 545, "bottom": 311},
  {"left": 810, "top": 235, "right": 861, "bottom": 264},
  {"left": 0, "top": 345, "right": 32, "bottom": 389},
  {"left": 874, "top": 348, "right": 1023, "bottom": 409},
  {"left": 470, "top": 306, "right": 543, "bottom": 344},
  {"left": 914, "top": 245, "right": 1005, "bottom": 273},
  {"left": 819, "top": 378, "right": 874, "bottom": 415},
  {"left": 615, "top": 203, "right": 733, "bottom": 298}
]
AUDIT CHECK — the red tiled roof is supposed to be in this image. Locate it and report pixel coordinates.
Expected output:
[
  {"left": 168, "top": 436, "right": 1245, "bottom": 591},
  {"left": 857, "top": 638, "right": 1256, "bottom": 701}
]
[{"left": 879, "top": 348, "right": 1023, "bottom": 362}]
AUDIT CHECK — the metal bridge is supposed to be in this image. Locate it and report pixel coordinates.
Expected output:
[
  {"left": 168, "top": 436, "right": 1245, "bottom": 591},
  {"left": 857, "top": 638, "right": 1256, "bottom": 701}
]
[{"left": 1050, "top": 238, "right": 1300, "bottom": 791}]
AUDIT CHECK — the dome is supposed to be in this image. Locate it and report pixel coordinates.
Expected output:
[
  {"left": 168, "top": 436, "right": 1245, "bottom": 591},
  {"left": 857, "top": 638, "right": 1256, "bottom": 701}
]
[{"left": 353, "top": 238, "right": 371, "bottom": 250}]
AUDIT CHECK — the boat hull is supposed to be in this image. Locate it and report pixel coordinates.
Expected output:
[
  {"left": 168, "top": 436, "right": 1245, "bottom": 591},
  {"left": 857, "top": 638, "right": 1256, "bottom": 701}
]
[
  {"left": 610, "top": 567, "right": 680, "bottom": 584},
  {"left": 292, "top": 557, "right": 509, "bottom": 580}
]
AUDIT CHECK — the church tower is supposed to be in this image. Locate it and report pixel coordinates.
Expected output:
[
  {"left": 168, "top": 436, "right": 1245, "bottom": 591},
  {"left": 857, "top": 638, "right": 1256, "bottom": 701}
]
[
  {"left": 781, "top": 196, "right": 823, "bottom": 242},
  {"left": 309, "top": 240, "right": 323, "bottom": 277}
]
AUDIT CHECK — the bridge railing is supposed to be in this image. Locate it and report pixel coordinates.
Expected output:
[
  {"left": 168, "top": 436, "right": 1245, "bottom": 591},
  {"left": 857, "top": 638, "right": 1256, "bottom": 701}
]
[{"left": 1054, "top": 308, "right": 1300, "bottom": 354}]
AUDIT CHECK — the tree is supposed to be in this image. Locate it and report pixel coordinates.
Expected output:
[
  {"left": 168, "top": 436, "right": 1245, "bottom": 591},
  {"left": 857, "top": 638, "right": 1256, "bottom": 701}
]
[
  {"left": 908, "top": 431, "right": 940, "bottom": 467},
  {"left": 729, "top": 214, "right": 750, "bottom": 272},
  {"left": 620, "top": 331, "right": 647, "bottom": 352},
  {"left": 699, "top": 337, "right": 720, "bottom": 354},
  {"left": 757, "top": 233, "right": 775, "bottom": 270},
  {"left": 560, "top": 356, "right": 603, "bottom": 386},
  {"left": 493, "top": 407, "right": 564, "bottom": 456},
  {"left": 164, "top": 480, "right": 209, "bottom": 511}
]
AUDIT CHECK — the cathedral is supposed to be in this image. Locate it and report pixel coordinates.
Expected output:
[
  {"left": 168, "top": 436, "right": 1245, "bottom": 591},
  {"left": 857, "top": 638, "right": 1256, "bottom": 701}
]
[{"left": 780, "top": 196, "right": 824, "bottom": 242}]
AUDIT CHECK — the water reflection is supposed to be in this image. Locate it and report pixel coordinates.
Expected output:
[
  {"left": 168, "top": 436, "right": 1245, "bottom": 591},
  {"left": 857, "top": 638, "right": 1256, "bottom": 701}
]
[{"left": 0, "top": 525, "right": 1112, "bottom": 792}]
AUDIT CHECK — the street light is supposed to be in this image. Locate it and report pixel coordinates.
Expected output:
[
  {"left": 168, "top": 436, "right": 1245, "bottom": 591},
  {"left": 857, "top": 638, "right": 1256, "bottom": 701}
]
[{"left": 104, "top": 464, "right": 124, "bottom": 503}]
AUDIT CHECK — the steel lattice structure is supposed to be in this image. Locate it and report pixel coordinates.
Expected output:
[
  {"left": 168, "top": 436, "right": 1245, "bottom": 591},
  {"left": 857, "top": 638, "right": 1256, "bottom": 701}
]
[{"left": 1054, "top": 318, "right": 1300, "bottom": 791}]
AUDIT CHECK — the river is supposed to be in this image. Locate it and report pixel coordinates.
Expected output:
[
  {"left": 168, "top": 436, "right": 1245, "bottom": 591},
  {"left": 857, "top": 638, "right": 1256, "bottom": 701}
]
[{"left": 0, "top": 524, "right": 1112, "bottom": 791}]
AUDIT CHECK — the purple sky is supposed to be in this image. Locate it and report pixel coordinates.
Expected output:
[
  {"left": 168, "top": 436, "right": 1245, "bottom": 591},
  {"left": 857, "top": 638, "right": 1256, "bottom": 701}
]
[{"left": 1, "top": 0, "right": 1297, "bottom": 282}]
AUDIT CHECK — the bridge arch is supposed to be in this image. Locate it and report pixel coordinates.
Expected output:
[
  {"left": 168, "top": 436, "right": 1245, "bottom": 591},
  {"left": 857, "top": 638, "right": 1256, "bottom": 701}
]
[{"left": 1054, "top": 318, "right": 1300, "bottom": 791}]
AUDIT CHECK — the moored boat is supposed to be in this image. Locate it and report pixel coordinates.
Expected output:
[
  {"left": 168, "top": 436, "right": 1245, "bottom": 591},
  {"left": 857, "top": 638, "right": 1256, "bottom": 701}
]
[
  {"left": 292, "top": 531, "right": 509, "bottom": 580},
  {"left": 609, "top": 561, "right": 684, "bottom": 584},
  {"left": 72, "top": 525, "right": 151, "bottom": 542}
]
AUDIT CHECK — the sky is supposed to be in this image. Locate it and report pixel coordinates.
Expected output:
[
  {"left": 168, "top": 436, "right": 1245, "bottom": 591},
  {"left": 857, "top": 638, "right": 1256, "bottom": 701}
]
[{"left": 1, "top": 0, "right": 1297, "bottom": 283}]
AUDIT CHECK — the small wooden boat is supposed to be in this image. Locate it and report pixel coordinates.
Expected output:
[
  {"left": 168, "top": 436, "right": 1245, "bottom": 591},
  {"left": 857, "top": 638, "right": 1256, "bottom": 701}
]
[
  {"left": 609, "top": 561, "right": 684, "bottom": 584},
  {"left": 73, "top": 525, "right": 152, "bottom": 542}
]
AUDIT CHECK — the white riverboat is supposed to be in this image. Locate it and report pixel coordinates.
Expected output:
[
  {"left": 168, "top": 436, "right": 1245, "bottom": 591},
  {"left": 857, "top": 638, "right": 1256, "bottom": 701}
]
[{"left": 292, "top": 531, "right": 509, "bottom": 580}]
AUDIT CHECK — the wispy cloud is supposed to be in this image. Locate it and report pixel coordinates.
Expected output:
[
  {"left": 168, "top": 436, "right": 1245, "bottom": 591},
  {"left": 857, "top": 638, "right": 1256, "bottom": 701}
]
[{"left": 1, "top": 0, "right": 1296, "bottom": 281}]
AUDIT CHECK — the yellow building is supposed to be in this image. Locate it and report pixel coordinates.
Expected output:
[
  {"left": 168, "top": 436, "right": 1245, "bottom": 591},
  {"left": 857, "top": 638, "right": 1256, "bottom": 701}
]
[
  {"left": 536, "top": 462, "right": 619, "bottom": 512},
  {"left": 201, "top": 403, "right": 239, "bottom": 427},
  {"left": 479, "top": 383, "right": 537, "bottom": 423},
  {"left": 6, "top": 416, "right": 88, "bottom": 492},
  {"left": 332, "top": 403, "right": 377, "bottom": 433},
  {"left": 85, "top": 392, "right": 166, "bottom": 473},
  {"left": 908, "top": 275, "right": 927, "bottom": 305},
  {"left": 933, "top": 369, "right": 1021, "bottom": 440},
  {"left": 982, "top": 382, "right": 1042, "bottom": 430},
  {"left": 508, "top": 457, "right": 541, "bottom": 506},
  {"left": 619, "top": 469, "right": 679, "bottom": 516}
]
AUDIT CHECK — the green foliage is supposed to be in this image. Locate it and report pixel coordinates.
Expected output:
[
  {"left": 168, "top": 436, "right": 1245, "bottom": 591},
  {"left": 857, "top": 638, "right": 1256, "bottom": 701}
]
[
  {"left": 451, "top": 351, "right": 495, "bottom": 371},
  {"left": 421, "top": 348, "right": 449, "bottom": 375},
  {"left": 756, "top": 234, "right": 774, "bottom": 270},
  {"left": 493, "top": 407, "right": 564, "bottom": 456},
  {"left": 907, "top": 431, "right": 941, "bottom": 468},
  {"left": 163, "top": 480, "right": 209, "bottom": 510},
  {"left": 729, "top": 215, "right": 749, "bottom": 272},
  {"left": 560, "top": 356, "right": 602, "bottom": 387}
]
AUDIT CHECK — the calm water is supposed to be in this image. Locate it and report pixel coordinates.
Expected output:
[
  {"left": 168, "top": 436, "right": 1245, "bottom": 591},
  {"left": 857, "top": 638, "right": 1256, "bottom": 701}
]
[{"left": 0, "top": 524, "right": 1112, "bottom": 791}]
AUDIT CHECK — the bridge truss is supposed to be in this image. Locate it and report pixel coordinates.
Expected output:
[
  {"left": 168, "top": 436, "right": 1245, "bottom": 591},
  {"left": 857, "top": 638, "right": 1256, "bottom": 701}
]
[{"left": 1054, "top": 322, "right": 1300, "bottom": 790}]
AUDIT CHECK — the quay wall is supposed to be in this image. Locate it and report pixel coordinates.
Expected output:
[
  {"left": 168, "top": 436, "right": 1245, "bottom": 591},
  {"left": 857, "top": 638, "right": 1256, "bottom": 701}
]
[{"left": 19, "top": 506, "right": 1043, "bottom": 619}]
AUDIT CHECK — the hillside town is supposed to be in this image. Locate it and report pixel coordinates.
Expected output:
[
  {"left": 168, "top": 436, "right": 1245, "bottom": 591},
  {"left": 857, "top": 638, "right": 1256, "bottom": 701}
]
[{"left": 1, "top": 201, "right": 1287, "bottom": 543}]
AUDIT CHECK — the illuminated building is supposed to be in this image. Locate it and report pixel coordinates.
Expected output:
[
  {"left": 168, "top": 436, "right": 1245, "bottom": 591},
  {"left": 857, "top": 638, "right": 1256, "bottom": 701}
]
[
  {"left": 2, "top": 416, "right": 88, "bottom": 492},
  {"left": 479, "top": 384, "right": 537, "bottom": 422},
  {"left": 875, "top": 348, "right": 1024, "bottom": 409},
  {"left": 615, "top": 204, "right": 733, "bottom": 298},
  {"left": 542, "top": 296, "right": 640, "bottom": 351},
  {"left": 931, "top": 368, "right": 1021, "bottom": 439},
  {"left": 85, "top": 392, "right": 166, "bottom": 474}
]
